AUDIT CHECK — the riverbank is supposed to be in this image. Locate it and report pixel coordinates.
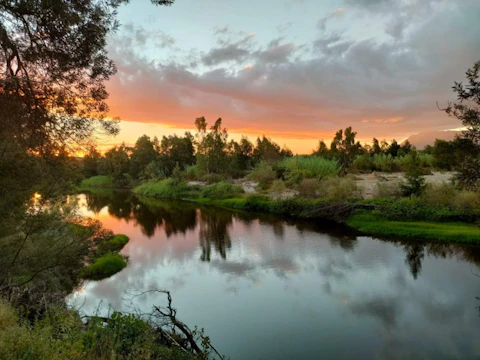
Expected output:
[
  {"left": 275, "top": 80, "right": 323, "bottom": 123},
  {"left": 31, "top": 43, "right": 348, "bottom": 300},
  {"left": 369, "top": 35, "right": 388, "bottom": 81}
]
[{"left": 128, "top": 179, "right": 480, "bottom": 245}]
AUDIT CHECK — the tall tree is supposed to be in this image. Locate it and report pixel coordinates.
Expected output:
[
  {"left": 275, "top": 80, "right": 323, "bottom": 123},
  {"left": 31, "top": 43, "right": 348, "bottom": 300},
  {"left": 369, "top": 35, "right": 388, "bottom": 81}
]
[{"left": 443, "top": 60, "right": 480, "bottom": 189}]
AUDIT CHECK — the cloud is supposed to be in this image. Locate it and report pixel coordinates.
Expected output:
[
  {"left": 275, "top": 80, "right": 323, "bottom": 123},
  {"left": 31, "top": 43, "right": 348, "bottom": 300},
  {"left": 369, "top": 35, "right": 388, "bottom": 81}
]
[
  {"left": 318, "top": 8, "right": 345, "bottom": 32},
  {"left": 106, "top": 0, "right": 480, "bottom": 144},
  {"left": 201, "top": 33, "right": 255, "bottom": 66}
]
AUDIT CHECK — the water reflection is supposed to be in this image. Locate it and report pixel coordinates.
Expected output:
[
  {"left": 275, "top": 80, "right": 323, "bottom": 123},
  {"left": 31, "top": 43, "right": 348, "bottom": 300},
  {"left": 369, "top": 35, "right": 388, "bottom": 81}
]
[{"left": 75, "top": 190, "right": 480, "bottom": 360}]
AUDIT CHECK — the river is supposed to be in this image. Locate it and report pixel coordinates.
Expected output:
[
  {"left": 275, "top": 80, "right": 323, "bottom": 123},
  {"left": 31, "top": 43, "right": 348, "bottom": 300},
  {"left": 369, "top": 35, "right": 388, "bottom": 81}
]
[{"left": 69, "top": 190, "right": 480, "bottom": 360}]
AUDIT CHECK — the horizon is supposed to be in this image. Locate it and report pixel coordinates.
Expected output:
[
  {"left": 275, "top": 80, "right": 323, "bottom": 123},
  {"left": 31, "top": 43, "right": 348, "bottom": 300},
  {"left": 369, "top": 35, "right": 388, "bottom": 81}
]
[{"left": 102, "top": 0, "right": 480, "bottom": 153}]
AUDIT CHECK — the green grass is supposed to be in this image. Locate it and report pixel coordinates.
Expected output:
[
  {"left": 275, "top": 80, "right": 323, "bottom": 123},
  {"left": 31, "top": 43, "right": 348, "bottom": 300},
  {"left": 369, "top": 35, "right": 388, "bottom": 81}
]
[
  {"left": 200, "top": 181, "right": 244, "bottom": 199},
  {"left": 79, "top": 175, "right": 113, "bottom": 188},
  {"left": 348, "top": 212, "right": 480, "bottom": 244},
  {"left": 133, "top": 179, "right": 201, "bottom": 199},
  {"left": 0, "top": 301, "right": 194, "bottom": 360},
  {"left": 278, "top": 156, "right": 341, "bottom": 178},
  {"left": 81, "top": 253, "right": 127, "bottom": 281},
  {"left": 98, "top": 234, "right": 129, "bottom": 254}
]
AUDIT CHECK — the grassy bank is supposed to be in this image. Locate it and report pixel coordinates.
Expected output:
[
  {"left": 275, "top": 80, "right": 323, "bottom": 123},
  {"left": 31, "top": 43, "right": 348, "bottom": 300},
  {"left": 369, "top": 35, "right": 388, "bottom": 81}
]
[
  {"left": 133, "top": 179, "right": 480, "bottom": 244},
  {"left": 0, "top": 301, "right": 195, "bottom": 360},
  {"left": 79, "top": 175, "right": 113, "bottom": 188},
  {"left": 348, "top": 212, "right": 480, "bottom": 243}
]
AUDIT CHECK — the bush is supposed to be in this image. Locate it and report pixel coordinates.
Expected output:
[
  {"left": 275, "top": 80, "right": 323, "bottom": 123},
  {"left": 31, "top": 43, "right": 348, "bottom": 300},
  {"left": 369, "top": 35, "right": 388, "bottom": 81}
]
[
  {"left": 401, "top": 152, "right": 426, "bottom": 197},
  {"left": 270, "top": 179, "right": 286, "bottom": 195},
  {"left": 374, "top": 181, "right": 403, "bottom": 199},
  {"left": 200, "top": 181, "right": 244, "bottom": 199},
  {"left": 247, "top": 162, "right": 277, "bottom": 187},
  {"left": 350, "top": 154, "right": 374, "bottom": 173},
  {"left": 422, "top": 182, "right": 456, "bottom": 206},
  {"left": 133, "top": 179, "right": 193, "bottom": 199},
  {"left": 184, "top": 164, "right": 202, "bottom": 181},
  {"left": 0, "top": 302, "right": 190, "bottom": 360},
  {"left": 81, "top": 253, "right": 127, "bottom": 280},
  {"left": 372, "top": 154, "right": 400, "bottom": 172},
  {"left": 297, "top": 178, "right": 320, "bottom": 198},
  {"left": 278, "top": 156, "right": 341, "bottom": 178},
  {"left": 317, "top": 176, "right": 360, "bottom": 201},
  {"left": 201, "top": 173, "right": 225, "bottom": 184},
  {"left": 453, "top": 190, "right": 480, "bottom": 213},
  {"left": 80, "top": 175, "right": 113, "bottom": 188}
]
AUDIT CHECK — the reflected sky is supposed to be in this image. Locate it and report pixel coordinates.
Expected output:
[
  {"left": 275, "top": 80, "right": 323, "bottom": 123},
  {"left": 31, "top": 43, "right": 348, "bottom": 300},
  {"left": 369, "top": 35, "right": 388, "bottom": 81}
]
[{"left": 71, "top": 191, "right": 480, "bottom": 360}]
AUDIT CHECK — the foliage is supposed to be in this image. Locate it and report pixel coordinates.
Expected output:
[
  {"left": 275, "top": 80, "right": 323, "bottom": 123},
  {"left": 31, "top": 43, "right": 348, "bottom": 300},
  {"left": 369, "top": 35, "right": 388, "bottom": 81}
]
[
  {"left": 159, "top": 133, "right": 196, "bottom": 175},
  {"left": 443, "top": 60, "right": 480, "bottom": 189},
  {"left": 297, "top": 178, "right": 320, "bottom": 198},
  {"left": 373, "top": 181, "right": 403, "bottom": 199},
  {"left": 0, "top": 301, "right": 196, "bottom": 360},
  {"left": 195, "top": 117, "right": 229, "bottom": 174},
  {"left": 133, "top": 179, "right": 198, "bottom": 199},
  {"left": 81, "top": 253, "right": 127, "bottom": 281},
  {"left": 80, "top": 175, "right": 113, "bottom": 188},
  {"left": 401, "top": 151, "right": 426, "bottom": 197},
  {"left": 278, "top": 156, "right": 341, "bottom": 179},
  {"left": 247, "top": 162, "right": 277, "bottom": 187},
  {"left": 97, "top": 234, "right": 130, "bottom": 255},
  {"left": 270, "top": 179, "right": 286, "bottom": 196},
  {"left": 317, "top": 176, "right": 360, "bottom": 201},
  {"left": 200, "top": 182, "right": 244, "bottom": 200}
]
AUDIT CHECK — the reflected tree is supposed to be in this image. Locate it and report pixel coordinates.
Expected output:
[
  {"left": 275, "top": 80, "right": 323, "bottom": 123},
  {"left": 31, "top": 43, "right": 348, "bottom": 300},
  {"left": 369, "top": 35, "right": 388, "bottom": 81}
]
[
  {"left": 199, "top": 209, "right": 233, "bottom": 261},
  {"left": 404, "top": 244, "right": 425, "bottom": 279}
]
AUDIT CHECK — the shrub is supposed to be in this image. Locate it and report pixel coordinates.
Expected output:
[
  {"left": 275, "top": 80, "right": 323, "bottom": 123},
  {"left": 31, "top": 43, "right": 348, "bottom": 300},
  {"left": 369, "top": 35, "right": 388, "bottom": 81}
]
[
  {"left": 270, "top": 179, "right": 286, "bottom": 195},
  {"left": 247, "top": 162, "right": 277, "bottom": 187},
  {"left": 374, "top": 181, "right": 403, "bottom": 199},
  {"left": 133, "top": 179, "right": 192, "bottom": 199},
  {"left": 80, "top": 175, "right": 113, "bottom": 188},
  {"left": 317, "top": 176, "right": 360, "bottom": 201},
  {"left": 401, "top": 152, "right": 426, "bottom": 197},
  {"left": 372, "top": 154, "right": 400, "bottom": 172},
  {"left": 81, "top": 253, "right": 127, "bottom": 281},
  {"left": 297, "top": 178, "right": 320, "bottom": 198},
  {"left": 453, "top": 190, "right": 480, "bottom": 213},
  {"left": 278, "top": 156, "right": 341, "bottom": 178},
  {"left": 350, "top": 154, "right": 374, "bottom": 173},
  {"left": 422, "top": 182, "right": 456, "bottom": 206},
  {"left": 200, "top": 181, "right": 244, "bottom": 199},
  {"left": 184, "top": 164, "right": 202, "bottom": 181},
  {"left": 201, "top": 173, "right": 225, "bottom": 184}
]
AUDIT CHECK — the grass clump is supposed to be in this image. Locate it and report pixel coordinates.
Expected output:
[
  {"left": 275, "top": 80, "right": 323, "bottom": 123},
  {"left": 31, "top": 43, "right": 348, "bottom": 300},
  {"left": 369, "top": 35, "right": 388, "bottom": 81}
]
[
  {"left": 373, "top": 181, "right": 403, "bottom": 198},
  {"left": 247, "top": 162, "right": 277, "bottom": 189},
  {"left": 317, "top": 176, "right": 360, "bottom": 201},
  {"left": 278, "top": 156, "right": 340, "bottom": 179},
  {"left": 98, "top": 234, "right": 130, "bottom": 254},
  {"left": 348, "top": 212, "right": 480, "bottom": 244},
  {"left": 80, "top": 175, "right": 113, "bottom": 188},
  {"left": 133, "top": 179, "right": 199, "bottom": 199},
  {"left": 81, "top": 253, "right": 127, "bottom": 281},
  {"left": 200, "top": 181, "right": 244, "bottom": 199},
  {"left": 0, "top": 301, "right": 194, "bottom": 360}
]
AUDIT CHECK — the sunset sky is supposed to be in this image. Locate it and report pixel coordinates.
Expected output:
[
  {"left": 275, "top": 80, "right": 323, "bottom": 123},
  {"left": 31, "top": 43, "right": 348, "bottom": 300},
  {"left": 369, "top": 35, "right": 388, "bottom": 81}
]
[{"left": 104, "top": 0, "right": 480, "bottom": 153}]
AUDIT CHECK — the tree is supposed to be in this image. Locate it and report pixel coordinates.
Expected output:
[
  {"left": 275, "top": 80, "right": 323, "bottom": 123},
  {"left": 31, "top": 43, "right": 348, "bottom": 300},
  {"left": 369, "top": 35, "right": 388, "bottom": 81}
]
[
  {"left": 83, "top": 147, "right": 102, "bottom": 178},
  {"left": 253, "top": 135, "right": 283, "bottom": 163},
  {"left": 443, "top": 60, "right": 480, "bottom": 189},
  {"left": 130, "top": 135, "right": 158, "bottom": 179},
  {"left": 0, "top": 0, "right": 174, "bottom": 154},
  {"left": 330, "top": 127, "right": 364, "bottom": 168},
  {"left": 159, "top": 132, "right": 195, "bottom": 175},
  {"left": 194, "top": 117, "right": 228, "bottom": 174}
]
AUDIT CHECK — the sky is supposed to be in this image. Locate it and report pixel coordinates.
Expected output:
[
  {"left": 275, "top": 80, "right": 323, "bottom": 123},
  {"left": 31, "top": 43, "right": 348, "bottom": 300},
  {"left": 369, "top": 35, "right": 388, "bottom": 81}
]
[{"left": 104, "top": 0, "right": 480, "bottom": 153}]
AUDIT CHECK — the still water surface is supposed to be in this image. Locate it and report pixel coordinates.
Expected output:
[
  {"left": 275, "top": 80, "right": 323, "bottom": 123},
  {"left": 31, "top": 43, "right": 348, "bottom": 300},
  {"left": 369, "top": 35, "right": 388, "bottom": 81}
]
[{"left": 70, "top": 191, "right": 480, "bottom": 360}]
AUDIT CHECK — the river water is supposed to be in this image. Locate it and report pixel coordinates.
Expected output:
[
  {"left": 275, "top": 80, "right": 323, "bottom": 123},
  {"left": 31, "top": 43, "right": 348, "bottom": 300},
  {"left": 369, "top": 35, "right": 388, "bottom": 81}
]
[{"left": 69, "top": 191, "right": 480, "bottom": 360}]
